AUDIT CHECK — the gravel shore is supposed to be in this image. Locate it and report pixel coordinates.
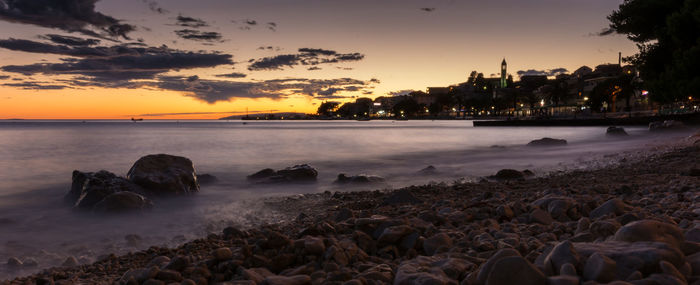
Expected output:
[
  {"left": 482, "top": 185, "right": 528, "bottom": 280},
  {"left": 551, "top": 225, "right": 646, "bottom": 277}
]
[{"left": 3, "top": 132, "right": 700, "bottom": 285}]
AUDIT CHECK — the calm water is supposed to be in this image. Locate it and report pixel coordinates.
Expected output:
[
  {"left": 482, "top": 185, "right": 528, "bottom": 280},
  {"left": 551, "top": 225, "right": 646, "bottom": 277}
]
[{"left": 0, "top": 120, "right": 694, "bottom": 279}]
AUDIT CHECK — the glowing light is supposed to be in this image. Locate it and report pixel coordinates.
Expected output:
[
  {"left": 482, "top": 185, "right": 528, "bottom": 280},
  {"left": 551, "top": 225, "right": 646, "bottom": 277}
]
[
  {"left": 584, "top": 97, "right": 589, "bottom": 101},
  {"left": 642, "top": 90, "right": 649, "bottom": 96},
  {"left": 373, "top": 103, "right": 381, "bottom": 106},
  {"left": 540, "top": 99, "right": 545, "bottom": 107}
]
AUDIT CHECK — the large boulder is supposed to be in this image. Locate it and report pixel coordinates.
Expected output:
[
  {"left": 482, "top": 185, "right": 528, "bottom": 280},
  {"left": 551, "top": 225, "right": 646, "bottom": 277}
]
[
  {"left": 527, "top": 137, "right": 567, "bottom": 147},
  {"left": 247, "top": 164, "right": 318, "bottom": 183},
  {"left": 127, "top": 154, "right": 199, "bottom": 195},
  {"left": 67, "top": 170, "right": 146, "bottom": 209},
  {"left": 334, "top": 173, "right": 385, "bottom": 185}
]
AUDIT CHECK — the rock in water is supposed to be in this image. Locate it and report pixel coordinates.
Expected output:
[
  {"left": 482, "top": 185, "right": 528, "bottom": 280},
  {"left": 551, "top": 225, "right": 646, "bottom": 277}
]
[
  {"left": 649, "top": 120, "right": 685, "bottom": 131},
  {"left": 275, "top": 164, "right": 318, "bottom": 182},
  {"left": 127, "top": 154, "right": 199, "bottom": 195},
  {"left": 196, "top": 174, "right": 218, "bottom": 185},
  {"left": 68, "top": 170, "right": 146, "bottom": 209},
  {"left": 489, "top": 169, "right": 524, "bottom": 180},
  {"left": 247, "top": 164, "right": 318, "bottom": 183},
  {"left": 606, "top": 126, "right": 628, "bottom": 136},
  {"left": 93, "top": 191, "right": 153, "bottom": 213},
  {"left": 247, "top": 168, "right": 276, "bottom": 180},
  {"left": 334, "top": 173, "right": 385, "bottom": 185},
  {"left": 527, "top": 137, "right": 567, "bottom": 147}
]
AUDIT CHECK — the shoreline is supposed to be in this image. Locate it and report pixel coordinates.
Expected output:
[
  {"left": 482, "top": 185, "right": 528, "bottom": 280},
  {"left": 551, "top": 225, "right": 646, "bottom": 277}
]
[{"left": 2, "top": 133, "right": 700, "bottom": 284}]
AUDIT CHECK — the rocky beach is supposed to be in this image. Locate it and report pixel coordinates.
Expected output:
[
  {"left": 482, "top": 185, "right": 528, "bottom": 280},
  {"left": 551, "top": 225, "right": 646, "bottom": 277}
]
[{"left": 2, "top": 130, "right": 700, "bottom": 285}]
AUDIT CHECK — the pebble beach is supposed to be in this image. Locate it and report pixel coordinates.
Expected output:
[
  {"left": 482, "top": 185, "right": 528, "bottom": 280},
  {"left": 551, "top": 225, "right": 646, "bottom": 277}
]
[{"left": 2, "top": 131, "right": 700, "bottom": 285}]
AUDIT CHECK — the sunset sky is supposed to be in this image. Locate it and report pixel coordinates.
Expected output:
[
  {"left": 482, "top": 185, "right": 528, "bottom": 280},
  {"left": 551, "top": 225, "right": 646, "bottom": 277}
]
[{"left": 0, "top": 0, "right": 638, "bottom": 119}]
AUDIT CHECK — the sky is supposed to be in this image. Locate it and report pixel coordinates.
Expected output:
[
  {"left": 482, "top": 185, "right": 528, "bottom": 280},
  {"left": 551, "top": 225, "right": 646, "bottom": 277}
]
[{"left": 0, "top": 0, "right": 638, "bottom": 119}]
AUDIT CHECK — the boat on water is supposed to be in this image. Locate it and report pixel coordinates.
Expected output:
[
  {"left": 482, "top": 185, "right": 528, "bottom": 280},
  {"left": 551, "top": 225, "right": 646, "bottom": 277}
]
[{"left": 131, "top": 117, "right": 144, "bottom": 122}]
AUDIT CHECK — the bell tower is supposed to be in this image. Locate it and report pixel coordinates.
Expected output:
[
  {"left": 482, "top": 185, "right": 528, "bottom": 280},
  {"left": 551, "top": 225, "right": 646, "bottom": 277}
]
[{"left": 500, "top": 58, "right": 507, "bottom": 88}]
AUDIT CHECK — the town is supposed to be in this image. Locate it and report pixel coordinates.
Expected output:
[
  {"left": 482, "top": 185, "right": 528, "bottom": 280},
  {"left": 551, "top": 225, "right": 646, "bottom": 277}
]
[{"left": 280, "top": 56, "right": 696, "bottom": 121}]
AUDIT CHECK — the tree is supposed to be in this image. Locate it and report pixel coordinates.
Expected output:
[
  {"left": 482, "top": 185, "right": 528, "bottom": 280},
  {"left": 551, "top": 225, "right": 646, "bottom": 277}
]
[
  {"left": 606, "top": 0, "right": 699, "bottom": 103},
  {"left": 392, "top": 96, "right": 420, "bottom": 117},
  {"left": 317, "top": 101, "right": 340, "bottom": 117}
]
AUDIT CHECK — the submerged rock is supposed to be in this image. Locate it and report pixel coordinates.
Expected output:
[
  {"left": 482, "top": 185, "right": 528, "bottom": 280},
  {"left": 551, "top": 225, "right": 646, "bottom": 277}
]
[
  {"left": 527, "top": 137, "right": 567, "bottom": 147},
  {"left": 196, "top": 174, "right": 218, "bottom": 185},
  {"left": 649, "top": 120, "right": 685, "bottom": 131},
  {"left": 247, "top": 164, "right": 318, "bottom": 183},
  {"left": 334, "top": 173, "right": 385, "bottom": 185},
  {"left": 127, "top": 154, "right": 199, "bottom": 195},
  {"left": 606, "top": 126, "right": 628, "bottom": 136},
  {"left": 93, "top": 191, "right": 153, "bottom": 213}
]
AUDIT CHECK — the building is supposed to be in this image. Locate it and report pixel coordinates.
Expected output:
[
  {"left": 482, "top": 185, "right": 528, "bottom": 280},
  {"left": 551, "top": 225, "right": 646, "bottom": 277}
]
[{"left": 500, "top": 58, "right": 507, "bottom": 88}]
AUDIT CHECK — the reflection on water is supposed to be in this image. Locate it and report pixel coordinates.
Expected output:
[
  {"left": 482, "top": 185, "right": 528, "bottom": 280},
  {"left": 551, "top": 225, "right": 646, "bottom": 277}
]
[{"left": 0, "top": 120, "right": 694, "bottom": 279}]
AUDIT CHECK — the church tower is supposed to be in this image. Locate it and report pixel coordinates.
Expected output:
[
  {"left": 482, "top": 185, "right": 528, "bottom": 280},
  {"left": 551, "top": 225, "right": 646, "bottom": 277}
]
[{"left": 500, "top": 58, "right": 507, "bottom": 88}]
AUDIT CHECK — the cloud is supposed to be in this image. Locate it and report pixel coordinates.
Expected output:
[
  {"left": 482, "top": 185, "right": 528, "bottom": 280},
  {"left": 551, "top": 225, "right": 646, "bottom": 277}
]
[
  {"left": 257, "top": 46, "right": 280, "bottom": 51},
  {"left": 142, "top": 0, "right": 167, "bottom": 14},
  {"left": 0, "top": 0, "right": 135, "bottom": 39},
  {"left": 175, "top": 15, "right": 208, "bottom": 28},
  {"left": 420, "top": 8, "right": 436, "bottom": 12},
  {"left": 517, "top": 68, "right": 569, "bottom": 77},
  {"left": 248, "top": 48, "right": 365, "bottom": 71},
  {"left": 136, "top": 110, "right": 278, "bottom": 117},
  {"left": 586, "top": 27, "right": 615, "bottom": 37},
  {"left": 266, "top": 22, "right": 276, "bottom": 31},
  {"left": 245, "top": 20, "right": 257, "bottom": 25},
  {"left": 0, "top": 75, "right": 10, "bottom": 80},
  {"left": 215, "top": 72, "right": 247, "bottom": 78},
  {"left": 3, "top": 81, "right": 68, "bottom": 89},
  {"left": 299, "top": 48, "right": 337, "bottom": 56},
  {"left": 388, "top": 89, "right": 415, "bottom": 96},
  {"left": 40, "top": 34, "right": 100, "bottom": 46},
  {"left": 174, "top": 29, "right": 223, "bottom": 42},
  {"left": 0, "top": 39, "right": 233, "bottom": 81},
  {"left": 307, "top": 66, "right": 321, "bottom": 71},
  {"left": 156, "top": 77, "right": 379, "bottom": 103}
]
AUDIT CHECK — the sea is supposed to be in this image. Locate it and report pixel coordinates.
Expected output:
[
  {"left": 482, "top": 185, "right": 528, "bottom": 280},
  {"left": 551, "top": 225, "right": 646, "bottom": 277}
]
[{"left": 0, "top": 119, "right": 694, "bottom": 279}]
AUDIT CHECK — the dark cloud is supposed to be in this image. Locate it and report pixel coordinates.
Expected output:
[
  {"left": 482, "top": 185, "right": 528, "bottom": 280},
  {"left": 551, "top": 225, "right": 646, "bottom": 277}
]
[
  {"left": 257, "top": 46, "right": 281, "bottom": 51},
  {"left": 245, "top": 20, "right": 257, "bottom": 25},
  {"left": 0, "top": 0, "right": 135, "bottom": 39},
  {"left": 174, "top": 29, "right": 223, "bottom": 42},
  {"left": 142, "top": 0, "right": 167, "bottom": 14},
  {"left": 41, "top": 34, "right": 100, "bottom": 46},
  {"left": 0, "top": 75, "right": 10, "bottom": 79},
  {"left": 420, "top": 8, "right": 435, "bottom": 12},
  {"left": 266, "top": 22, "right": 276, "bottom": 31},
  {"left": 307, "top": 66, "right": 321, "bottom": 71},
  {"left": 517, "top": 68, "right": 569, "bottom": 77},
  {"left": 159, "top": 77, "right": 379, "bottom": 103},
  {"left": 175, "top": 15, "right": 208, "bottom": 28},
  {"left": 299, "top": 48, "right": 336, "bottom": 56},
  {"left": 137, "top": 110, "right": 279, "bottom": 117},
  {"left": 388, "top": 89, "right": 415, "bottom": 96},
  {"left": 215, "top": 72, "right": 247, "bottom": 78},
  {"left": 3, "top": 81, "right": 68, "bottom": 89},
  {"left": 0, "top": 39, "right": 233, "bottom": 81},
  {"left": 248, "top": 48, "right": 365, "bottom": 71}
]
